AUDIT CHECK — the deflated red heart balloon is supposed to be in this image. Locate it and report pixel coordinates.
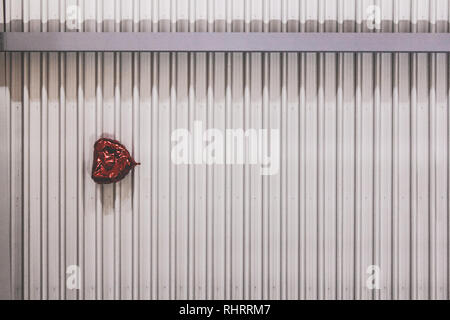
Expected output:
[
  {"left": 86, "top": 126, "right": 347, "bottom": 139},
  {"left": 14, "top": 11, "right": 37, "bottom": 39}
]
[{"left": 91, "top": 138, "right": 140, "bottom": 184}]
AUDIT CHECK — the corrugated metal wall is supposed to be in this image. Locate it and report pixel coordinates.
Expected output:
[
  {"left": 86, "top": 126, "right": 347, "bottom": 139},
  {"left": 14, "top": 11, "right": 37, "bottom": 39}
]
[{"left": 0, "top": 0, "right": 449, "bottom": 300}]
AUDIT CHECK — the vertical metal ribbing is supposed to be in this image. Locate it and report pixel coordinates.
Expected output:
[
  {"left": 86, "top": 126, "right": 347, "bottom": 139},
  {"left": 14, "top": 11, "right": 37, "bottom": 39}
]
[
  {"left": 139, "top": 0, "right": 153, "bottom": 300},
  {"left": 322, "top": 0, "right": 338, "bottom": 300},
  {"left": 45, "top": 0, "right": 59, "bottom": 301},
  {"left": 210, "top": 0, "right": 217, "bottom": 300},
  {"left": 399, "top": 1, "right": 412, "bottom": 300},
  {"left": 28, "top": 0, "right": 44, "bottom": 301},
  {"left": 156, "top": 0, "right": 172, "bottom": 301},
  {"left": 298, "top": 0, "right": 306, "bottom": 301},
  {"left": 113, "top": 0, "right": 121, "bottom": 300},
  {"left": 304, "top": 0, "right": 317, "bottom": 300},
  {"left": 410, "top": 0, "right": 419, "bottom": 300},
  {"left": 267, "top": 0, "right": 282, "bottom": 300},
  {"left": 418, "top": 0, "right": 432, "bottom": 300},
  {"left": 23, "top": 44, "right": 29, "bottom": 301},
  {"left": 373, "top": 0, "right": 381, "bottom": 300},
  {"left": 0, "top": 0, "right": 11, "bottom": 301},
  {"left": 1, "top": 0, "right": 16, "bottom": 301},
  {"left": 285, "top": 0, "right": 300, "bottom": 301},
  {"left": 10, "top": 7, "right": 24, "bottom": 300},
  {"left": 60, "top": 0, "right": 76, "bottom": 301},
  {"left": 76, "top": 0, "right": 85, "bottom": 301},
  {"left": 150, "top": 0, "right": 158, "bottom": 300},
  {"left": 187, "top": 0, "right": 195, "bottom": 300},
  {"left": 81, "top": 0, "right": 95, "bottom": 301},
  {"left": 448, "top": 3, "right": 450, "bottom": 299},
  {"left": 429, "top": 0, "right": 437, "bottom": 300},
  {"left": 95, "top": 1, "right": 104, "bottom": 301},
  {"left": 170, "top": 0, "right": 176, "bottom": 301},
  {"left": 448, "top": 0, "right": 450, "bottom": 301},
  {"left": 59, "top": 11, "right": 66, "bottom": 299},
  {"left": 378, "top": 0, "right": 395, "bottom": 300},
  {"left": 41, "top": 20, "right": 48, "bottom": 301},
  {"left": 118, "top": 0, "right": 136, "bottom": 301},
  {"left": 195, "top": 0, "right": 208, "bottom": 300},
  {"left": 434, "top": 0, "right": 449, "bottom": 301},
  {"left": 280, "top": 0, "right": 286, "bottom": 301},
  {"left": 242, "top": 0, "right": 251, "bottom": 301},
  {"left": 260, "top": 0, "right": 266, "bottom": 300},
  {"left": 206, "top": 0, "right": 215, "bottom": 300},
  {"left": 134, "top": 0, "right": 142, "bottom": 301},
  {"left": 100, "top": 0, "right": 115, "bottom": 300}
]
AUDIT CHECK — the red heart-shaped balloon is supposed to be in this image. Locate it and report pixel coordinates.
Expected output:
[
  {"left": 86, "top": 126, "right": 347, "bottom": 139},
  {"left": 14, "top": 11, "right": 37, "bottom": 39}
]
[{"left": 91, "top": 138, "right": 140, "bottom": 184}]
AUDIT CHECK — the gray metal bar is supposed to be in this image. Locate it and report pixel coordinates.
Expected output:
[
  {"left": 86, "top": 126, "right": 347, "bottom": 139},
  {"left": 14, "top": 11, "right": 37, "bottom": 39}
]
[{"left": 1, "top": 32, "right": 450, "bottom": 52}]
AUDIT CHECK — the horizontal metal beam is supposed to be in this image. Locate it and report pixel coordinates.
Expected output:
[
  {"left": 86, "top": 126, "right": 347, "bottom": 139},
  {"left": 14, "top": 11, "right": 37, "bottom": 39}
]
[{"left": 1, "top": 32, "right": 450, "bottom": 52}]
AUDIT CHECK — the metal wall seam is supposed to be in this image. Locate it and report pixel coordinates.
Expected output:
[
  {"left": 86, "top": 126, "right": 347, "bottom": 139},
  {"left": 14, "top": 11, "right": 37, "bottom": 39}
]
[{"left": 0, "top": 0, "right": 449, "bottom": 300}]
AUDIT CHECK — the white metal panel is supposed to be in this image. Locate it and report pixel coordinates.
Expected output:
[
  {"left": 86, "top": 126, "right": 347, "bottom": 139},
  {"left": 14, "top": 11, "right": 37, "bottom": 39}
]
[{"left": 0, "top": 0, "right": 449, "bottom": 300}]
